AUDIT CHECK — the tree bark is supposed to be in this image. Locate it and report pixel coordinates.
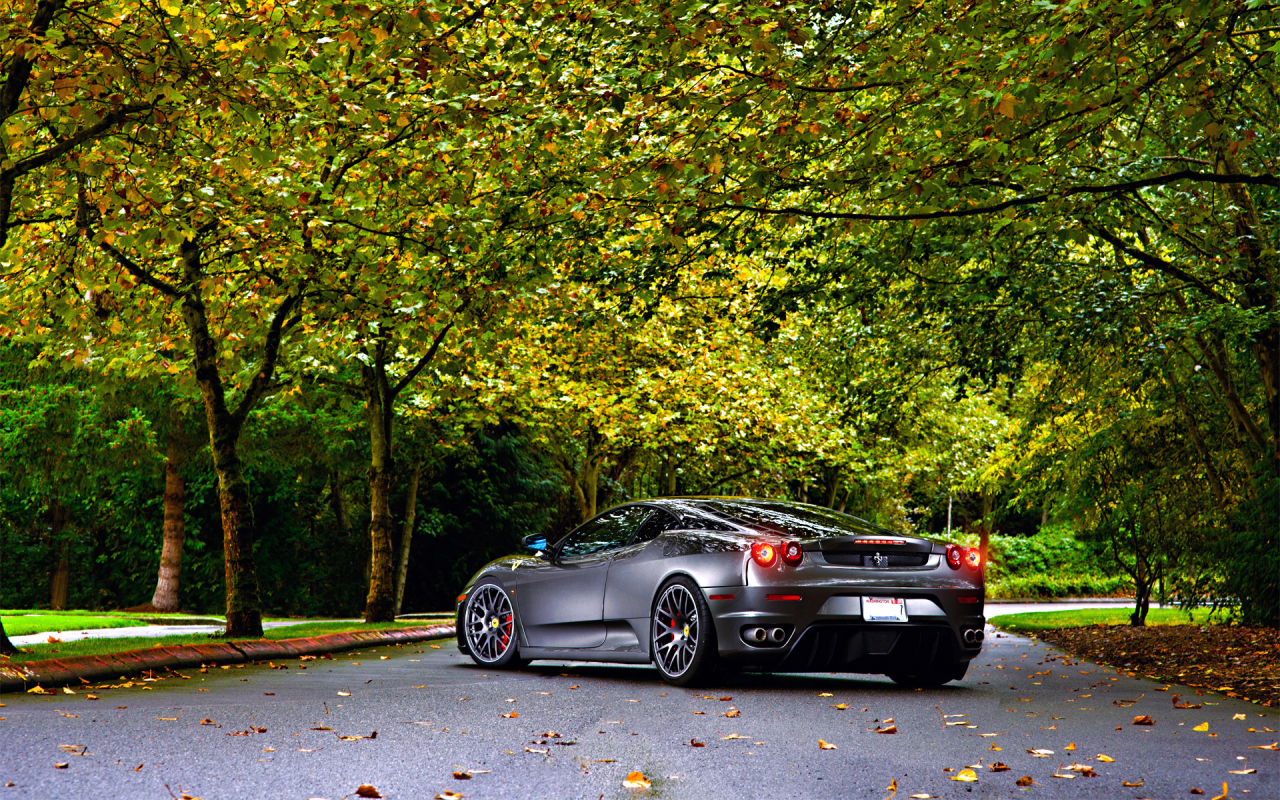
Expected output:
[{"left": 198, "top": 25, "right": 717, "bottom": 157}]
[
  {"left": 393, "top": 461, "right": 421, "bottom": 616},
  {"left": 0, "top": 617, "right": 16, "bottom": 656},
  {"left": 362, "top": 355, "right": 397, "bottom": 624},
  {"left": 149, "top": 431, "right": 187, "bottom": 612}
]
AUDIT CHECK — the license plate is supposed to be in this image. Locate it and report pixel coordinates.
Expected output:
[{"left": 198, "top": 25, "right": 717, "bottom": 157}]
[{"left": 862, "top": 596, "right": 907, "bottom": 622}]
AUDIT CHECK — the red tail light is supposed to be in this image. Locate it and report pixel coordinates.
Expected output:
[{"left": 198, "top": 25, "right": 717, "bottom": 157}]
[
  {"left": 751, "top": 542, "right": 777, "bottom": 568},
  {"left": 965, "top": 548, "right": 982, "bottom": 570},
  {"left": 945, "top": 544, "right": 963, "bottom": 570},
  {"left": 780, "top": 541, "right": 803, "bottom": 565}
]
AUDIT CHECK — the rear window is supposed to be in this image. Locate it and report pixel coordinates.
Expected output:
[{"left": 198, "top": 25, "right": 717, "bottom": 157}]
[{"left": 695, "top": 500, "right": 887, "bottom": 540}]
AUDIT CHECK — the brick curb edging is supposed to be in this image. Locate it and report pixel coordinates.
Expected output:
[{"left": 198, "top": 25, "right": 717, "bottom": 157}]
[{"left": 0, "top": 623, "right": 456, "bottom": 693}]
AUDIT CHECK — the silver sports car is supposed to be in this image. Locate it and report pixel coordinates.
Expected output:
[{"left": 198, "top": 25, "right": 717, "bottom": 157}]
[{"left": 454, "top": 497, "right": 985, "bottom": 686}]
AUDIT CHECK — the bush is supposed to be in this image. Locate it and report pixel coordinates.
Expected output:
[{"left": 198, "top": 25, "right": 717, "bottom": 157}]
[{"left": 953, "top": 525, "right": 1130, "bottom": 599}]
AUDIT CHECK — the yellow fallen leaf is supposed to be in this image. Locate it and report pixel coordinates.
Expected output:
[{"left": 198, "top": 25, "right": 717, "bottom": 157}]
[
  {"left": 1027, "top": 749, "right": 1054, "bottom": 757},
  {"left": 622, "top": 771, "right": 651, "bottom": 789},
  {"left": 1233, "top": 714, "right": 1246, "bottom": 720},
  {"left": 54, "top": 762, "right": 69, "bottom": 769},
  {"left": 1065, "top": 742, "right": 1075, "bottom": 750},
  {"left": 1211, "top": 782, "right": 1229, "bottom": 800},
  {"left": 725, "top": 709, "right": 740, "bottom": 717},
  {"left": 722, "top": 734, "right": 749, "bottom": 740},
  {"left": 1247, "top": 742, "right": 1278, "bottom": 750},
  {"left": 831, "top": 703, "right": 847, "bottom": 710},
  {"left": 818, "top": 739, "right": 837, "bottom": 750},
  {"left": 950, "top": 769, "right": 978, "bottom": 782},
  {"left": 908, "top": 795, "right": 932, "bottom": 799},
  {"left": 1227, "top": 769, "right": 1256, "bottom": 775},
  {"left": 62, "top": 687, "right": 76, "bottom": 695},
  {"left": 435, "top": 793, "right": 464, "bottom": 800},
  {"left": 355, "top": 784, "right": 383, "bottom": 798},
  {"left": 818, "top": 693, "right": 833, "bottom": 697},
  {"left": 876, "top": 725, "right": 898, "bottom": 734},
  {"left": 337, "top": 691, "right": 351, "bottom": 697},
  {"left": 1122, "top": 779, "right": 1144, "bottom": 787},
  {"left": 1194, "top": 722, "right": 1210, "bottom": 732},
  {"left": 1096, "top": 754, "right": 1115, "bottom": 762}
]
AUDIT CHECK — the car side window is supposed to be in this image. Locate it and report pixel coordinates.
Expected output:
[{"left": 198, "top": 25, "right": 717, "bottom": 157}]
[
  {"left": 556, "top": 505, "right": 653, "bottom": 559},
  {"left": 633, "top": 509, "right": 682, "bottom": 543}
]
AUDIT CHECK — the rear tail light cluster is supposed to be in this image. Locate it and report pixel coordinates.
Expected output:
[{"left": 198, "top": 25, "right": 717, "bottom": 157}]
[
  {"left": 945, "top": 544, "right": 982, "bottom": 571},
  {"left": 751, "top": 541, "right": 804, "bottom": 567}
]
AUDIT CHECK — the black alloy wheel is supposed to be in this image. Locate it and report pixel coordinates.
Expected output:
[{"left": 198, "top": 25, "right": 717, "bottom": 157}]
[{"left": 651, "top": 576, "right": 719, "bottom": 686}]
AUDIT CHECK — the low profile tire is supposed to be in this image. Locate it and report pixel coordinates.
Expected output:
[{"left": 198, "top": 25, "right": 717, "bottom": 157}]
[
  {"left": 651, "top": 576, "right": 719, "bottom": 687},
  {"left": 462, "top": 579, "right": 530, "bottom": 669}
]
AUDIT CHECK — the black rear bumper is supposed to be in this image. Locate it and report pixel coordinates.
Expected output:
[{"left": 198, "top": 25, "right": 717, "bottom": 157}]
[{"left": 758, "top": 622, "right": 969, "bottom": 674}]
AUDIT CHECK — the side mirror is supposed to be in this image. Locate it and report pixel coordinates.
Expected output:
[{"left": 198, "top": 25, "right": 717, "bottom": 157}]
[{"left": 522, "top": 534, "right": 550, "bottom": 559}]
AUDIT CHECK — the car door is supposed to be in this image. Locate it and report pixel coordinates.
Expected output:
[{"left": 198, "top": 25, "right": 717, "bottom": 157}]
[
  {"left": 602, "top": 508, "right": 684, "bottom": 624},
  {"left": 516, "top": 505, "right": 653, "bottom": 648}
]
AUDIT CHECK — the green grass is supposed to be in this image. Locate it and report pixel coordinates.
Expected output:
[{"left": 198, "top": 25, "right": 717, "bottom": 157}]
[
  {"left": 989, "top": 607, "right": 1228, "bottom": 633},
  {"left": 2, "top": 618, "right": 453, "bottom": 663},
  {"left": 1, "top": 614, "right": 149, "bottom": 636}
]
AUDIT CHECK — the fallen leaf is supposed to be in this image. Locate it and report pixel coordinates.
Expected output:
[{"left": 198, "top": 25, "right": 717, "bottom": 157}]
[
  {"left": 1133, "top": 715, "right": 1155, "bottom": 725},
  {"left": 725, "top": 710, "right": 740, "bottom": 718},
  {"left": 54, "top": 763, "right": 69, "bottom": 769},
  {"left": 524, "top": 747, "right": 548, "bottom": 754},
  {"left": 355, "top": 784, "right": 383, "bottom": 798},
  {"left": 719, "top": 697, "right": 732, "bottom": 701},
  {"left": 818, "top": 739, "right": 838, "bottom": 750},
  {"left": 1193, "top": 722, "right": 1210, "bottom": 732},
  {"left": 430, "top": 644, "right": 441, "bottom": 649},
  {"left": 688, "top": 738, "right": 705, "bottom": 747},
  {"left": 157, "top": 717, "right": 178, "bottom": 721},
  {"left": 1227, "top": 769, "right": 1256, "bottom": 775},
  {"left": 1247, "top": 742, "right": 1278, "bottom": 750},
  {"left": 453, "top": 771, "right": 472, "bottom": 779},
  {"left": 337, "top": 692, "right": 351, "bottom": 697},
  {"left": 1065, "top": 742, "right": 1075, "bottom": 750},
  {"left": 876, "top": 725, "right": 898, "bottom": 734},
  {"left": 1190, "top": 790, "right": 1205, "bottom": 795},
  {"left": 950, "top": 769, "right": 978, "bottom": 782},
  {"left": 500, "top": 712, "right": 518, "bottom": 719},
  {"left": 1122, "top": 779, "right": 1144, "bottom": 787},
  {"left": 1232, "top": 713, "right": 1246, "bottom": 720},
  {"left": 1065, "top": 763, "right": 1097, "bottom": 776},
  {"left": 435, "top": 793, "right": 464, "bottom": 800},
  {"left": 622, "top": 771, "right": 651, "bottom": 789},
  {"left": 831, "top": 703, "right": 847, "bottom": 710},
  {"left": 818, "top": 693, "right": 833, "bottom": 697},
  {"left": 990, "top": 762, "right": 1010, "bottom": 772},
  {"left": 1211, "top": 783, "right": 1229, "bottom": 800},
  {"left": 200, "top": 719, "right": 217, "bottom": 726},
  {"left": 1096, "top": 754, "right": 1115, "bottom": 762},
  {"left": 722, "top": 734, "right": 749, "bottom": 740},
  {"left": 85, "top": 695, "right": 99, "bottom": 701},
  {"left": 62, "top": 687, "right": 76, "bottom": 695},
  {"left": 1015, "top": 776, "right": 1034, "bottom": 787},
  {"left": 1027, "top": 748, "right": 1054, "bottom": 757},
  {"left": 886, "top": 777, "right": 897, "bottom": 793},
  {"left": 907, "top": 795, "right": 932, "bottom": 799}
]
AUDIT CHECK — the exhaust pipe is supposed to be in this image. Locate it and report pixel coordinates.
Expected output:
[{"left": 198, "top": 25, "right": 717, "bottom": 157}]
[
  {"left": 768, "top": 627, "right": 787, "bottom": 643},
  {"left": 962, "top": 628, "right": 985, "bottom": 645},
  {"left": 744, "top": 627, "right": 768, "bottom": 643}
]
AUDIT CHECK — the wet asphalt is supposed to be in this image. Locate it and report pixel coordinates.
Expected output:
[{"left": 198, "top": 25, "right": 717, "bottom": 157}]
[{"left": 1, "top": 628, "right": 1275, "bottom": 800}]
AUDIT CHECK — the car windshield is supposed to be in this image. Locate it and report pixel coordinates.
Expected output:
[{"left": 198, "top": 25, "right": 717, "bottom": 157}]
[{"left": 695, "top": 499, "right": 889, "bottom": 540}]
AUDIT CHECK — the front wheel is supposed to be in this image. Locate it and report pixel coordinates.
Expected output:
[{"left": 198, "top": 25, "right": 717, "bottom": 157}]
[
  {"left": 462, "top": 580, "right": 529, "bottom": 669},
  {"left": 651, "top": 576, "right": 719, "bottom": 686}
]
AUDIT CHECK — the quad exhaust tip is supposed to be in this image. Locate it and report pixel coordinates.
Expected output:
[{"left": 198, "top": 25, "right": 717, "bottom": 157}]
[
  {"left": 963, "top": 628, "right": 985, "bottom": 645},
  {"left": 745, "top": 627, "right": 768, "bottom": 643},
  {"left": 768, "top": 626, "right": 787, "bottom": 643}
]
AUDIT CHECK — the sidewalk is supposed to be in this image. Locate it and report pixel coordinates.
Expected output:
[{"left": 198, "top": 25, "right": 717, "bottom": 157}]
[{"left": 0, "top": 623, "right": 456, "bottom": 693}]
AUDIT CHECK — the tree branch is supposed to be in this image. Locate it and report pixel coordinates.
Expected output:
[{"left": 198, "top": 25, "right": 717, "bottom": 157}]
[
  {"left": 232, "top": 288, "right": 305, "bottom": 426},
  {"left": 1086, "top": 225, "right": 1235, "bottom": 306},
  {"left": 390, "top": 319, "right": 455, "bottom": 400}
]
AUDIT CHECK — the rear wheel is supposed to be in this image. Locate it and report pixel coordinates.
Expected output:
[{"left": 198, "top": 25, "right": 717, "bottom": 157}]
[
  {"left": 651, "top": 576, "right": 719, "bottom": 686},
  {"left": 463, "top": 580, "right": 529, "bottom": 669}
]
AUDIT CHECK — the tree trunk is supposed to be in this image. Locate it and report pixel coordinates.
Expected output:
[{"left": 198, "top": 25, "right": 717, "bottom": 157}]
[
  {"left": 363, "top": 361, "right": 397, "bottom": 623},
  {"left": 393, "top": 461, "right": 421, "bottom": 616},
  {"left": 0, "top": 617, "right": 16, "bottom": 656},
  {"left": 149, "top": 433, "right": 187, "bottom": 612},
  {"left": 180, "top": 239, "right": 267, "bottom": 639},
  {"left": 48, "top": 502, "right": 70, "bottom": 610}
]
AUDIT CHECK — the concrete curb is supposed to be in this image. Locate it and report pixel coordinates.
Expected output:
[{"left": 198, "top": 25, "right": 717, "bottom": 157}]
[{"left": 0, "top": 623, "right": 455, "bottom": 693}]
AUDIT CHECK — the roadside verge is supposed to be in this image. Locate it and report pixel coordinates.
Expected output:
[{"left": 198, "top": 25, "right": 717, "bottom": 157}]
[{"left": 0, "top": 623, "right": 455, "bottom": 693}]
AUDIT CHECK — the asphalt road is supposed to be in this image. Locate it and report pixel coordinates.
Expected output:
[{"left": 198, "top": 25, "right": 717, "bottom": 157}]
[{"left": 2, "top": 628, "right": 1275, "bottom": 800}]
